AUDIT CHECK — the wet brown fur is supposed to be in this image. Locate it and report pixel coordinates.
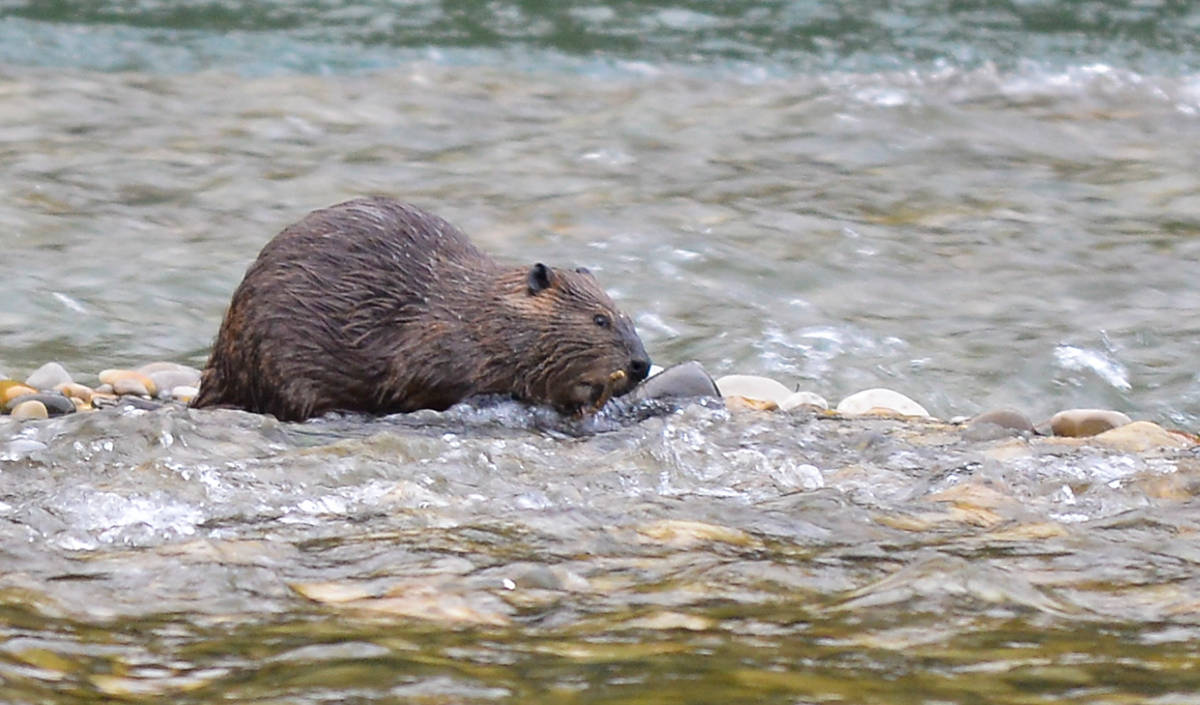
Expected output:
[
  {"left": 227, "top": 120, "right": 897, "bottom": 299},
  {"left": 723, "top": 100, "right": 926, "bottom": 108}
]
[{"left": 192, "top": 197, "right": 650, "bottom": 421}]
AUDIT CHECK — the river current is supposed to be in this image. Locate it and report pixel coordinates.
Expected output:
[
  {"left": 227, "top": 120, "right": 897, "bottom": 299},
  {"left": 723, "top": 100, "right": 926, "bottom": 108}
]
[{"left": 3, "top": 1, "right": 1200, "bottom": 703}]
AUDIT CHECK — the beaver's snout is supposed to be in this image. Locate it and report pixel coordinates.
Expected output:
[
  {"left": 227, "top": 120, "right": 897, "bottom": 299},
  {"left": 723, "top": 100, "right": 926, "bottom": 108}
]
[{"left": 628, "top": 356, "right": 651, "bottom": 385}]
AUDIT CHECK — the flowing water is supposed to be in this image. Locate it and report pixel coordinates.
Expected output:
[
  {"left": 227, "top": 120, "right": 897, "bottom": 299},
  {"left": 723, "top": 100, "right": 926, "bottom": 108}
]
[{"left": 3, "top": 1, "right": 1200, "bottom": 702}]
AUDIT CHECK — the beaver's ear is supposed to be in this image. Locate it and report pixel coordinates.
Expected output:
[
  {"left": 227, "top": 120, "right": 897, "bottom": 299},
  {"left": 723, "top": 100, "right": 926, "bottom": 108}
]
[{"left": 527, "top": 263, "right": 554, "bottom": 295}]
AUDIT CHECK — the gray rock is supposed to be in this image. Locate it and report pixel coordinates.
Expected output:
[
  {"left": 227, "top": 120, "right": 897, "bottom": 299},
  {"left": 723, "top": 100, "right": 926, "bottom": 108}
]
[
  {"left": 629, "top": 361, "right": 719, "bottom": 402},
  {"left": 25, "top": 362, "right": 72, "bottom": 391}
]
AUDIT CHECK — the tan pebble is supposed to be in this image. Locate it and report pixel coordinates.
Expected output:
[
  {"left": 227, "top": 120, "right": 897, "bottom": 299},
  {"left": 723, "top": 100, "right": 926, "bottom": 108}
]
[
  {"left": 71, "top": 397, "right": 94, "bottom": 412},
  {"left": 1048, "top": 408, "right": 1132, "bottom": 437},
  {"left": 714, "top": 374, "right": 793, "bottom": 406},
  {"left": 11, "top": 400, "right": 49, "bottom": 421},
  {"left": 780, "top": 390, "right": 829, "bottom": 411},
  {"left": 112, "top": 377, "right": 150, "bottom": 397},
  {"left": 95, "top": 383, "right": 114, "bottom": 394},
  {"left": 54, "top": 382, "right": 94, "bottom": 403},
  {"left": 836, "top": 388, "right": 930, "bottom": 418},
  {"left": 1093, "top": 421, "right": 1192, "bottom": 452},
  {"left": 99, "top": 369, "right": 157, "bottom": 398},
  {"left": 2, "top": 384, "right": 38, "bottom": 404}
]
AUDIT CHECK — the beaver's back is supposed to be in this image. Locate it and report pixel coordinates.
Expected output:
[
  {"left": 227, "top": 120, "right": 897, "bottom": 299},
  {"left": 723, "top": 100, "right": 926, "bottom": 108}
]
[{"left": 194, "top": 198, "right": 497, "bottom": 420}]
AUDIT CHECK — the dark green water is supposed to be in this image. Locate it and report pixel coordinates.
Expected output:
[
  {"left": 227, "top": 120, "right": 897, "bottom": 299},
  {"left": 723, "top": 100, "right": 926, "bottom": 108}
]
[
  {"left": 5, "top": 0, "right": 1200, "bottom": 75},
  {"left": 4, "top": 2, "right": 1200, "bottom": 704}
]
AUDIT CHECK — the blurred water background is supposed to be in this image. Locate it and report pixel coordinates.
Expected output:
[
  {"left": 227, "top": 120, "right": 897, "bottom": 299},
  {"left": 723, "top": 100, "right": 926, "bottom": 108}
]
[{"left": 3, "top": 1, "right": 1200, "bottom": 703}]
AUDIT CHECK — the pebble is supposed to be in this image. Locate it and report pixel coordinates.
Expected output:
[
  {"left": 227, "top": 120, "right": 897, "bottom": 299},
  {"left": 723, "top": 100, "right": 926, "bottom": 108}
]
[
  {"left": 137, "top": 361, "right": 197, "bottom": 376},
  {"left": 5, "top": 392, "right": 75, "bottom": 416},
  {"left": 1, "top": 382, "right": 38, "bottom": 405},
  {"left": 963, "top": 408, "right": 1035, "bottom": 441},
  {"left": 714, "top": 374, "right": 793, "bottom": 407},
  {"left": 54, "top": 382, "right": 94, "bottom": 404},
  {"left": 99, "top": 369, "right": 157, "bottom": 398},
  {"left": 171, "top": 385, "right": 200, "bottom": 403},
  {"left": 25, "top": 361, "right": 73, "bottom": 390},
  {"left": 1048, "top": 409, "right": 1132, "bottom": 438},
  {"left": 628, "top": 361, "right": 718, "bottom": 402},
  {"left": 779, "top": 391, "right": 829, "bottom": 412},
  {"left": 148, "top": 370, "right": 202, "bottom": 398},
  {"left": 10, "top": 400, "right": 48, "bottom": 421},
  {"left": 112, "top": 377, "right": 151, "bottom": 397},
  {"left": 138, "top": 362, "right": 202, "bottom": 398},
  {"left": 836, "top": 388, "right": 930, "bottom": 418}
]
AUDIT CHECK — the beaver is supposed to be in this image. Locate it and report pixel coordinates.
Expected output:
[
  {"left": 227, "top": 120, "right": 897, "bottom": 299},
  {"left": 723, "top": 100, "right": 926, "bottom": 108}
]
[{"left": 192, "top": 197, "right": 651, "bottom": 421}]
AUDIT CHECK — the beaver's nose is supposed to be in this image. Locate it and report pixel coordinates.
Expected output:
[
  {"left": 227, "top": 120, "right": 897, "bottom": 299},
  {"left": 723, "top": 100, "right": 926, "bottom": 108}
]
[{"left": 629, "top": 356, "right": 651, "bottom": 383}]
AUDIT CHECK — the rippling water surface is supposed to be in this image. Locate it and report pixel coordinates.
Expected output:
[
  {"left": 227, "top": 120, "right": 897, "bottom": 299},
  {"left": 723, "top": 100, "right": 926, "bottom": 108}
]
[{"left": 4, "top": 1, "right": 1200, "bottom": 703}]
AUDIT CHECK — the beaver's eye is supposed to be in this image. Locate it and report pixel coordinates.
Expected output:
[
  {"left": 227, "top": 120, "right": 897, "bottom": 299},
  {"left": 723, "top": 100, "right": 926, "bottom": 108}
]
[{"left": 593, "top": 314, "right": 611, "bottom": 329}]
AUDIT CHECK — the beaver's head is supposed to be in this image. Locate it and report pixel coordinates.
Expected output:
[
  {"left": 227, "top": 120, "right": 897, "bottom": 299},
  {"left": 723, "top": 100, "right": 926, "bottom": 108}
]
[{"left": 497, "top": 262, "right": 651, "bottom": 413}]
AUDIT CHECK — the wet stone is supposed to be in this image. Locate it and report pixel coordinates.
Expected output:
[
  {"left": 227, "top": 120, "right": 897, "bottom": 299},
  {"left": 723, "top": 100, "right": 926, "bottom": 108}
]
[
  {"left": 629, "top": 361, "right": 718, "bottom": 403},
  {"left": 836, "top": 388, "right": 930, "bottom": 418},
  {"left": 963, "top": 408, "right": 1035, "bottom": 441},
  {"left": 148, "top": 369, "right": 202, "bottom": 398},
  {"left": 714, "top": 374, "right": 793, "bottom": 406},
  {"left": 5, "top": 392, "right": 75, "bottom": 416},
  {"left": 98, "top": 369, "right": 158, "bottom": 398},
  {"left": 25, "top": 361, "right": 72, "bottom": 390},
  {"left": 1093, "top": 421, "right": 1191, "bottom": 452},
  {"left": 780, "top": 391, "right": 829, "bottom": 412},
  {"left": 1, "top": 382, "right": 38, "bottom": 404},
  {"left": 1049, "top": 408, "right": 1132, "bottom": 437},
  {"left": 10, "top": 400, "right": 48, "bottom": 421},
  {"left": 54, "top": 382, "right": 94, "bottom": 404},
  {"left": 171, "top": 385, "right": 200, "bottom": 403}
]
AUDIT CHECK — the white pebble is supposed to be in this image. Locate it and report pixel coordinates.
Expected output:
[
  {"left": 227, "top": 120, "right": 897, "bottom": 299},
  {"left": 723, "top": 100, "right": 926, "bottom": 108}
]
[
  {"left": 836, "top": 388, "right": 929, "bottom": 417},
  {"left": 779, "top": 391, "right": 829, "bottom": 411},
  {"left": 171, "top": 385, "right": 200, "bottom": 403},
  {"left": 714, "top": 374, "right": 793, "bottom": 406}
]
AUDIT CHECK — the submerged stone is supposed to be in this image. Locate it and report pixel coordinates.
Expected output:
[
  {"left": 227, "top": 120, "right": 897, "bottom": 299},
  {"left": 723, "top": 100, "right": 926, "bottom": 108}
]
[
  {"left": 1049, "top": 409, "right": 1132, "bottom": 437},
  {"left": 1093, "top": 421, "right": 1192, "bottom": 452},
  {"left": 25, "top": 362, "right": 72, "bottom": 390},
  {"left": 836, "top": 388, "right": 930, "bottom": 418},
  {"left": 963, "top": 408, "right": 1035, "bottom": 440}
]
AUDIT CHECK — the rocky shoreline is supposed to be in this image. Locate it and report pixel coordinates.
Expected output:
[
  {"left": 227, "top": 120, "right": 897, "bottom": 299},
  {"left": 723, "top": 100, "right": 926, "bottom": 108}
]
[{"left": 1, "top": 359, "right": 1195, "bottom": 455}]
